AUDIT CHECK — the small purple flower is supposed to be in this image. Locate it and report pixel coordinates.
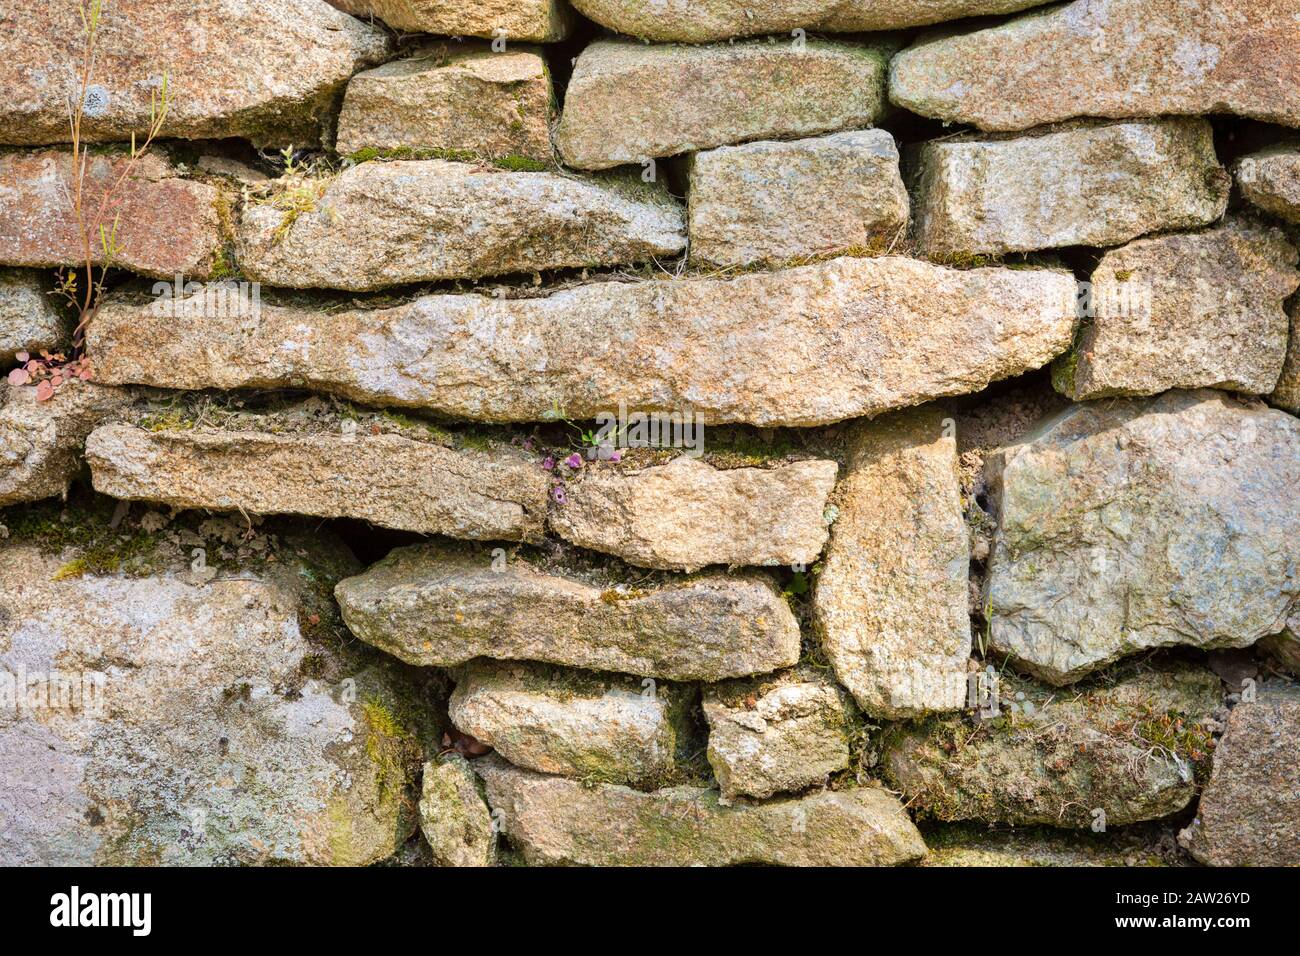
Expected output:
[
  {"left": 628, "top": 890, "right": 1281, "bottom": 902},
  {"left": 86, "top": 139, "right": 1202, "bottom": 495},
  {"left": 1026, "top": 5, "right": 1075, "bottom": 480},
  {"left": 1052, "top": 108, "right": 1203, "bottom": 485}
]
[
  {"left": 541, "top": 456, "right": 555, "bottom": 471},
  {"left": 609, "top": 450, "right": 622, "bottom": 463},
  {"left": 551, "top": 485, "right": 567, "bottom": 504},
  {"left": 523, "top": 437, "right": 536, "bottom": 451},
  {"left": 565, "top": 453, "right": 583, "bottom": 470}
]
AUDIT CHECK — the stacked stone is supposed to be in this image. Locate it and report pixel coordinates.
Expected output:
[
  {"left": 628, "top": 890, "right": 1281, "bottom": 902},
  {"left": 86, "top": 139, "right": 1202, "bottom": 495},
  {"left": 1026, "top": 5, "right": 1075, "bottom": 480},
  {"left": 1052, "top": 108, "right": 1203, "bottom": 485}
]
[{"left": 0, "top": 0, "right": 1297, "bottom": 868}]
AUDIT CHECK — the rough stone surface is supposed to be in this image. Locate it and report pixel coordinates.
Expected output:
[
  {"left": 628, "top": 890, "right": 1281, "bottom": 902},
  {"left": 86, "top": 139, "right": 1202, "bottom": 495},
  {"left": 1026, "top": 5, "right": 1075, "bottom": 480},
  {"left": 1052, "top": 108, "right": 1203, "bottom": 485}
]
[
  {"left": 0, "top": 151, "right": 227, "bottom": 280},
  {"left": 920, "top": 823, "right": 1179, "bottom": 867},
  {"left": 890, "top": 0, "right": 1300, "bottom": 133},
  {"left": 884, "top": 663, "right": 1222, "bottom": 827},
  {"left": 1260, "top": 612, "right": 1300, "bottom": 673},
  {"left": 1055, "top": 218, "right": 1300, "bottom": 400},
  {"left": 476, "top": 754, "right": 927, "bottom": 866},
  {"left": 0, "top": 523, "right": 426, "bottom": 866},
  {"left": 0, "top": 0, "right": 390, "bottom": 148},
  {"left": 89, "top": 259, "right": 1077, "bottom": 427},
  {"left": 1270, "top": 301, "right": 1300, "bottom": 414},
  {"left": 687, "top": 130, "right": 909, "bottom": 268},
  {"left": 550, "top": 455, "right": 837, "bottom": 572},
  {"left": 703, "top": 669, "right": 853, "bottom": 801},
  {"left": 0, "top": 269, "right": 68, "bottom": 362},
  {"left": 84, "top": 421, "right": 549, "bottom": 542},
  {"left": 915, "top": 119, "right": 1230, "bottom": 258},
  {"left": 570, "top": 0, "right": 1054, "bottom": 42},
  {"left": 814, "top": 408, "right": 971, "bottom": 718},
  {"left": 328, "top": 0, "right": 572, "bottom": 41},
  {"left": 336, "top": 43, "right": 553, "bottom": 165},
  {"left": 0, "top": 382, "right": 129, "bottom": 506},
  {"left": 556, "top": 38, "right": 891, "bottom": 170},
  {"left": 418, "top": 755, "right": 495, "bottom": 867},
  {"left": 1236, "top": 145, "right": 1300, "bottom": 223},
  {"left": 449, "top": 660, "right": 690, "bottom": 787},
  {"left": 986, "top": 390, "right": 1300, "bottom": 685},
  {"left": 237, "top": 161, "right": 684, "bottom": 291},
  {"left": 335, "top": 542, "right": 801, "bottom": 681},
  {"left": 1181, "top": 684, "right": 1300, "bottom": 866}
]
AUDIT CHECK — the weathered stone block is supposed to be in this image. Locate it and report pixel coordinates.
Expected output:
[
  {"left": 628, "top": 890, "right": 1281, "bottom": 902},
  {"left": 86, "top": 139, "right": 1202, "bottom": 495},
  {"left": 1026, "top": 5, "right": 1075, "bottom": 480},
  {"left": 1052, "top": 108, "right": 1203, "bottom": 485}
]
[{"left": 687, "top": 130, "right": 909, "bottom": 268}]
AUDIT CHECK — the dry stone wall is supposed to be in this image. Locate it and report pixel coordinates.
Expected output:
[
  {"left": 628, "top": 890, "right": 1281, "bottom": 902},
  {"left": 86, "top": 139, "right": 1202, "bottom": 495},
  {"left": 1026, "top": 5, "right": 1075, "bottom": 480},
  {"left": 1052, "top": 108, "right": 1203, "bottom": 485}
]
[{"left": 0, "top": 0, "right": 1297, "bottom": 868}]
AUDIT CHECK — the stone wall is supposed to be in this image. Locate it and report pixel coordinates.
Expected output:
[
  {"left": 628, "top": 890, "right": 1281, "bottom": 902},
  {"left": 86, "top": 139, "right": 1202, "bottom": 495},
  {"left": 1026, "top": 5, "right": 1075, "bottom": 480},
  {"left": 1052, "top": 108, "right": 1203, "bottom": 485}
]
[{"left": 0, "top": 0, "right": 1297, "bottom": 867}]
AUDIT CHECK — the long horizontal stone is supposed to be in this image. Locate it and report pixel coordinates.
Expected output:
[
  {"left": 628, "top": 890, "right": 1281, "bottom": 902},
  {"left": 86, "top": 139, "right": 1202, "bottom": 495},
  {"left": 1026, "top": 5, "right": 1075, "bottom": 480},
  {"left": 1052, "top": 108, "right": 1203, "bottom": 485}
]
[
  {"left": 1236, "top": 144, "right": 1300, "bottom": 224},
  {"left": 1055, "top": 217, "right": 1300, "bottom": 400},
  {"left": 327, "top": 0, "right": 572, "bottom": 42},
  {"left": 0, "top": 0, "right": 389, "bottom": 147},
  {"left": 987, "top": 390, "right": 1300, "bottom": 685},
  {"left": 0, "top": 151, "right": 228, "bottom": 279},
  {"left": 687, "top": 130, "right": 910, "bottom": 268},
  {"left": 883, "top": 663, "right": 1222, "bottom": 826},
  {"left": 237, "top": 161, "right": 685, "bottom": 290},
  {"left": 570, "top": 0, "right": 1055, "bottom": 42},
  {"left": 335, "top": 43, "right": 553, "bottom": 165},
  {"left": 84, "top": 421, "right": 549, "bottom": 542},
  {"left": 814, "top": 408, "right": 971, "bottom": 718},
  {"left": 475, "top": 754, "right": 927, "bottom": 866},
  {"left": 550, "top": 455, "right": 838, "bottom": 571},
  {"left": 0, "top": 382, "right": 129, "bottom": 506},
  {"left": 890, "top": 0, "right": 1300, "bottom": 132},
  {"left": 915, "top": 119, "right": 1230, "bottom": 258},
  {"left": 0, "top": 269, "right": 69, "bottom": 362},
  {"left": 449, "top": 660, "right": 692, "bottom": 787},
  {"left": 88, "top": 258, "right": 1078, "bottom": 427},
  {"left": 334, "top": 543, "right": 802, "bottom": 680},
  {"left": 556, "top": 38, "right": 890, "bottom": 170}
]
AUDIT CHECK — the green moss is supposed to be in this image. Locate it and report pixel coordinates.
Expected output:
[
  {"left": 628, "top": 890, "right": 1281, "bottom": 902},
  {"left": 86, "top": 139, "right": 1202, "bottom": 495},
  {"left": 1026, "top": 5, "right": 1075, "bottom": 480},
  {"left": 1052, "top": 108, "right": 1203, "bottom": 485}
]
[
  {"left": 361, "top": 698, "right": 420, "bottom": 808},
  {"left": 491, "top": 154, "right": 548, "bottom": 173}
]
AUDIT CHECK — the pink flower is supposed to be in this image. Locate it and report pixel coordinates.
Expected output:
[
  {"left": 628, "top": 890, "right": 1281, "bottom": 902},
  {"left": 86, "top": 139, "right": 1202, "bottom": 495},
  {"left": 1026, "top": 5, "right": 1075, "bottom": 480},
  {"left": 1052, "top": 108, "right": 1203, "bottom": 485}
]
[
  {"left": 541, "top": 456, "right": 555, "bottom": 471},
  {"left": 551, "top": 485, "right": 567, "bottom": 504},
  {"left": 564, "top": 453, "right": 583, "bottom": 469},
  {"left": 609, "top": 451, "right": 622, "bottom": 463}
]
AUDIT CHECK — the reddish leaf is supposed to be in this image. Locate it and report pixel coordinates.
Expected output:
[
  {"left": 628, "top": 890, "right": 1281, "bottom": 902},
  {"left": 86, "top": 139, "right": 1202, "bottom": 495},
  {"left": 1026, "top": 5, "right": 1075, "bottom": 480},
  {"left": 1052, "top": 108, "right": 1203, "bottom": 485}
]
[
  {"left": 34, "top": 381, "right": 55, "bottom": 401},
  {"left": 6, "top": 368, "right": 29, "bottom": 386}
]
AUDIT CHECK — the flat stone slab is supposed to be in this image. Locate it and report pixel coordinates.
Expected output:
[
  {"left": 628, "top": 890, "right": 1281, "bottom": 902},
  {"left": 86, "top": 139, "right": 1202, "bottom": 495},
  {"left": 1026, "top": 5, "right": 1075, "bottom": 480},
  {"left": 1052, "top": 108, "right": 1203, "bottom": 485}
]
[
  {"left": 336, "top": 43, "right": 554, "bottom": 165},
  {"left": 84, "top": 419, "right": 550, "bottom": 542},
  {"left": 884, "top": 663, "right": 1222, "bottom": 827},
  {"left": 1055, "top": 217, "right": 1300, "bottom": 400},
  {"left": 335, "top": 543, "right": 801, "bottom": 681},
  {"left": 0, "top": 269, "right": 69, "bottom": 362},
  {"left": 0, "top": 382, "right": 129, "bottom": 506},
  {"left": 475, "top": 754, "right": 927, "bottom": 866},
  {"left": 814, "top": 408, "right": 971, "bottom": 718},
  {"left": 0, "top": 521, "right": 425, "bottom": 866},
  {"left": 1236, "top": 144, "right": 1300, "bottom": 224},
  {"left": 569, "top": 0, "right": 1054, "bottom": 42},
  {"left": 0, "top": 151, "right": 228, "bottom": 279},
  {"left": 238, "top": 160, "right": 684, "bottom": 291},
  {"left": 703, "top": 669, "right": 854, "bottom": 801},
  {"left": 328, "top": 0, "right": 572, "bottom": 42},
  {"left": 449, "top": 660, "right": 692, "bottom": 787},
  {"left": 986, "top": 390, "right": 1300, "bottom": 685},
  {"left": 688, "top": 130, "right": 909, "bottom": 268},
  {"left": 550, "top": 455, "right": 838, "bottom": 571},
  {"left": 1182, "top": 684, "right": 1300, "bottom": 866},
  {"left": 556, "top": 38, "right": 890, "bottom": 170},
  {"left": 0, "top": 0, "right": 389, "bottom": 147},
  {"left": 88, "top": 258, "right": 1078, "bottom": 427},
  {"left": 915, "top": 119, "right": 1229, "bottom": 258},
  {"left": 890, "top": 0, "right": 1300, "bottom": 132}
]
